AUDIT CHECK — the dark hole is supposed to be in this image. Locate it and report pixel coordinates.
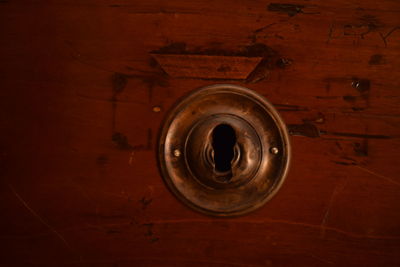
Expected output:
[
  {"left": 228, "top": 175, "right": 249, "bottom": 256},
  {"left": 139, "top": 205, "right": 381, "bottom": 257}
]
[{"left": 212, "top": 124, "right": 236, "bottom": 173}]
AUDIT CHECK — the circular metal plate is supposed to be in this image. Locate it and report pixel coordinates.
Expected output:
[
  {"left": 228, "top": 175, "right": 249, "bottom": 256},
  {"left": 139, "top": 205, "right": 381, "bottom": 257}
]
[{"left": 158, "top": 84, "right": 291, "bottom": 216}]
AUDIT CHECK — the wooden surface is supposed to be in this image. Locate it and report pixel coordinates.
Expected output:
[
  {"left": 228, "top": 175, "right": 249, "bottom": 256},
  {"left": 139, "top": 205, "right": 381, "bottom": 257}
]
[{"left": 1, "top": 0, "right": 400, "bottom": 266}]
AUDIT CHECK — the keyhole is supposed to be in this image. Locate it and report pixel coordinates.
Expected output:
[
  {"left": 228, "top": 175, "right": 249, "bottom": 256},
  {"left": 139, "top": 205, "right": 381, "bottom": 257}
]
[{"left": 212, "top": 124, "right": 236, "bottom": 173}]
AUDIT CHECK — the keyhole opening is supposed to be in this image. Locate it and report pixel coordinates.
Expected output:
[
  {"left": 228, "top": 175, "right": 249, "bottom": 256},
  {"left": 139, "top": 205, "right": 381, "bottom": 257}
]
[{"left": 212, "top": 124, "right": 236, "bottom": 173}]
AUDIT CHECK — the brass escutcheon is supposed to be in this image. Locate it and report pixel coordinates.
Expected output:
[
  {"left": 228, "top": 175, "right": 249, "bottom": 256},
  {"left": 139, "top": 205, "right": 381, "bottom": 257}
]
[{"left": 158, "top": 84, "right": 291, "bottom": 216}]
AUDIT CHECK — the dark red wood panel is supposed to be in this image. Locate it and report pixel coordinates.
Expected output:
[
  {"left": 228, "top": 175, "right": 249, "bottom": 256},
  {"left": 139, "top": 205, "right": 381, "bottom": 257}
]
[{"left": 0, "top": 0, "right": 399, "bottom": 266}]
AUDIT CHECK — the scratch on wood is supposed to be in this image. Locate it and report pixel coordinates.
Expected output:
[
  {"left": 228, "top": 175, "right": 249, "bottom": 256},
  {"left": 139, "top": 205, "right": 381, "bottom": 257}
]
[
  {"left": 84, "top": 189, "right": 131, "bottom": 201},
  {"left": 68, "top": 180, "right": 98, "bottom": 212},
  {"left": 355, "top": 165, "right": 400, "bottom": 187},
  {"left": 320, "top": 180, "right": 347, "bottom": 238},
  {"left": 147, "top": 219, "right": 400, "bottom": 240},
  {"left": 251, "top": 23, "right": 278, "bottom": 42},
  {"left": 379, "top": 26, "right": 400, "bottom": 47},
  {"left": 8, "top": 184, "right": 74, "bottom": 252},
  {"left": 327, "top": 16, "right": 384, "bottom": 44},
  {"left": 288, "top": 122, "right": 391, "bottom": 140},
  {"left": 344, "top": 15, "right": 383, "bottom": 40},
  {"left": 326, "top": 22, "right": 337, "bottom": 43},
  {"left": 254, "top": 23, "right": 277, "bottom": 34},
  {"left": 327, "top": 131, "right": 390, "bottom": 139},
  {"left": 332, "top": 161, "right": 356, "bottom": 166},
  {"left": 340, "top": 112, "right": 400, "bottom": 119},
  {"left": 273, "top": 103, "right": 309, "bottom": 112},
  {"left": 308, "top": 253, "right": 334, "bottom": 265}
]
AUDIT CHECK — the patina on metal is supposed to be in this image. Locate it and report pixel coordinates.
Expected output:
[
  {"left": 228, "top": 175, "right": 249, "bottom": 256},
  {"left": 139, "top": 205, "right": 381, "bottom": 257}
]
[{"left": 158, "top": 84, "right": 291, "bottom": 216}]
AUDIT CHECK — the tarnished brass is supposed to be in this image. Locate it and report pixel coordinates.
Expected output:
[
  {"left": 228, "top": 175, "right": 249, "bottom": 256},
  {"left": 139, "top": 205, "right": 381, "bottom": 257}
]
[{"left": 158, "top": 84, "right": 290, "bottom": 216}]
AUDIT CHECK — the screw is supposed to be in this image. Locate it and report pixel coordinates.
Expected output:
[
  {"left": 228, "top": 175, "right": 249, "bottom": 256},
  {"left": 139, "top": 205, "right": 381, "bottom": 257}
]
[
  {"left": 270, "top": 147, "right": 279, "bottom": 155},
  {"left": 352, "top": 81, "right": 360, "bottom": 89},
  {"left": 173, "top": 149, "right": 181, "bottom": 157}
]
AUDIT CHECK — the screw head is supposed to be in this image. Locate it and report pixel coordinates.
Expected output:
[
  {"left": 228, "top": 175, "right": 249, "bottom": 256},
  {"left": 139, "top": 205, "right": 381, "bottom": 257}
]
[
  {"left": 352, "top": 80, "right": 360, "bottom": 88},
  {"left": 173, "top": 149, "right": 181, "bottom": 157},
  {"left": 270, "top": 147, "right": 279, "bottom": 155}
]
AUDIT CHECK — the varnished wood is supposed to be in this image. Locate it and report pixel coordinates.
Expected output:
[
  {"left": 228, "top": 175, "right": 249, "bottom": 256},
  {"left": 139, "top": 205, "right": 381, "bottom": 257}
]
[{"left": 0, "top": 0, "right": 399, "bottom": 266}]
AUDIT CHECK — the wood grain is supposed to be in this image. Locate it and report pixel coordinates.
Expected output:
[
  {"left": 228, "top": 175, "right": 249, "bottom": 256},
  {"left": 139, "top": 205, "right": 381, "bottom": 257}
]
[{"left": 0, "top": 0, "right": 399, "bottom": 266}]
